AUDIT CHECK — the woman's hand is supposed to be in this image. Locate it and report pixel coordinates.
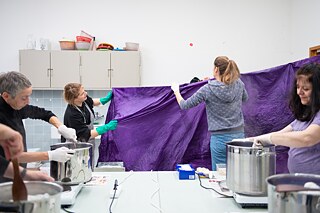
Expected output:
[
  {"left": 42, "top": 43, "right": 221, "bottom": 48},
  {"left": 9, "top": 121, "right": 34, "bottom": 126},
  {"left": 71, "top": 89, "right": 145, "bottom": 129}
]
[
  {"left": 171, "top": 83, "right": 179, "bottom": 93},
  {"left": 0, "top": 124, "right": 24, "bottom": 160},
  {"left": 100, "top": 91, "right": 113, "bottom": 105},
  {"left": 252, "top": 134, "right": 272, "bottom": 147}
]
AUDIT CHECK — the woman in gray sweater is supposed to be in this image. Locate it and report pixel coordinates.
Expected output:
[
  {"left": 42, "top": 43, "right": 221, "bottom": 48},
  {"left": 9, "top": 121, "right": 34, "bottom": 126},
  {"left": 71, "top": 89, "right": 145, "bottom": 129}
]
[{"left": 172, "top": 56, "right": 248, "bottom": 170}]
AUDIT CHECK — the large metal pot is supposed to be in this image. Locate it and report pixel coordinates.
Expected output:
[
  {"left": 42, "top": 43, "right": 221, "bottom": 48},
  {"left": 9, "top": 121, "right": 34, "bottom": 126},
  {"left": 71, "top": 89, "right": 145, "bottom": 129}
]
[
  {"left": 266, "top": 173, "right": 320, "bottom": 213},
  {"left": 0, "top": 181, "right": 62, "bottom": 213},
  {"left": 226, "top": 141, "right": 276, "bottom": 195},
  {"left": 50, "top": 142, "right": 93, "bottom": 185}
]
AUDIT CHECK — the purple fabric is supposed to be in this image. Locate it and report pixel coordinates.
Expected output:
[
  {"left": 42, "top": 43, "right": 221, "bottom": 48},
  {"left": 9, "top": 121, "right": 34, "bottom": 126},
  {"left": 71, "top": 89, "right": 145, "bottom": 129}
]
[{"left": 99, "top": 56, "right": 320, "bottom": 173}]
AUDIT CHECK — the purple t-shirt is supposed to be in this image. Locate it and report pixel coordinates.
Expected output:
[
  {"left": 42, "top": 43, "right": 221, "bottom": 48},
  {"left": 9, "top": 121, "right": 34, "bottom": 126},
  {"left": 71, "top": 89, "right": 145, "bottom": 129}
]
[{"left": 287, "top": 111, "right": 320, "bottom": 174}]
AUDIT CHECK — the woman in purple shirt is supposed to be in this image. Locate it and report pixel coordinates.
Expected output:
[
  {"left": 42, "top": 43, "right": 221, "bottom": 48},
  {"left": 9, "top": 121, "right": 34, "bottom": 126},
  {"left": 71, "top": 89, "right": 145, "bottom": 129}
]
[{"left": 253, "top": 63, "right": 320, "bottom": 174}]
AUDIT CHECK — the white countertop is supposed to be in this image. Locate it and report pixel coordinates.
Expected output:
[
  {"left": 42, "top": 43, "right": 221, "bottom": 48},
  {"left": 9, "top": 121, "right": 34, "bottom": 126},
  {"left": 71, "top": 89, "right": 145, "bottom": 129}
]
[{"left": 61, "top": 171, "right": 268, "bottom": 213}]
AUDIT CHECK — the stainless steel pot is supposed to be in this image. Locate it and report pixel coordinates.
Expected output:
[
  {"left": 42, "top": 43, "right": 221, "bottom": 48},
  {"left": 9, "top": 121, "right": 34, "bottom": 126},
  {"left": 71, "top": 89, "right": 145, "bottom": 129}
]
[
  {"left": 226, "top": 141, "right": 276, "bottom": 195},
  {"left": 0, "top": 181, "right": 62, "bottom": 213},
  {"left": 266, "top": 173, "right": 320, "bottom": 213},
  {"left": 50, "top": 142, "right": 93, "bottom": 185}
]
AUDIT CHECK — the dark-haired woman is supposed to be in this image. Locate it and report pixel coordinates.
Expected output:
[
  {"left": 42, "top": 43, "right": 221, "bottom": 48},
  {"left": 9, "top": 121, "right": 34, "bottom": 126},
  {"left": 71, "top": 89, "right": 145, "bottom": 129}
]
[
  {"left": 253, "top": 63, "right": 320, "bottom": 174},
  {"left": 171, "top": 56, "right": 248, "bottom": 170}
]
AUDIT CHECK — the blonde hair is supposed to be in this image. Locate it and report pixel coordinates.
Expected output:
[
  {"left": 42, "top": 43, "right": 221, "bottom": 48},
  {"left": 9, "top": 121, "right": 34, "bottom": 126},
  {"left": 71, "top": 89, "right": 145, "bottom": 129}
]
[
  {"left": 63, "top": 83, "right": 82, "bottom": 105},
  {"left": 214, "top": 56, "right": 240, "bottom": 85}
]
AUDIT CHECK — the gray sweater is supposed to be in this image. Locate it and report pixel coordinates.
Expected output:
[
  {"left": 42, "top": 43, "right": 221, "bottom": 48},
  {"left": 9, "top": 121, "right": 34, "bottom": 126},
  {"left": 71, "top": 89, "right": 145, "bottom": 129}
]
[{"left": 180, "top": 79, "right": 248, "bottom": 132}]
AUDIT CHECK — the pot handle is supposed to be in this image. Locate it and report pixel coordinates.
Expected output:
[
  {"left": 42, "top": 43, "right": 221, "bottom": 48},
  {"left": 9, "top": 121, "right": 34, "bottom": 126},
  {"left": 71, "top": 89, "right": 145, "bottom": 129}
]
[
  {"left": 0, "top": 201, "right": 34, "bottom": 213},
  {"left": 0, "top": 202, "right": 20, "bottom": 212},
  {"left": 256, "top": 150, "right": 276, "bottom": 157},
  {"left": 276, "top": 184, "right": 320, "bottom": 193}
]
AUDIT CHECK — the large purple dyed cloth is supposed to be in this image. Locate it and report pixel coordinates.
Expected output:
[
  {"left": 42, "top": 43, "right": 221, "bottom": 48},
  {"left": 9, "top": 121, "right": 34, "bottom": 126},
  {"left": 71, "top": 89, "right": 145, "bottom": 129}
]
[{"left": 99, "top": 56, "right": 320, "bottom": 173}]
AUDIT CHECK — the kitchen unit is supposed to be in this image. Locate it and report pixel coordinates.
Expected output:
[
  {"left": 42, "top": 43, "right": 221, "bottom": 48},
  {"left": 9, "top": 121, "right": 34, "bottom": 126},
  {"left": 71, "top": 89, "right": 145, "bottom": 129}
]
[
  {"left": 19, "top": 50, "right": 80, "bottom": 89},
  {"left": 19, "top": 50, "right": 141, "bottom": 89}
]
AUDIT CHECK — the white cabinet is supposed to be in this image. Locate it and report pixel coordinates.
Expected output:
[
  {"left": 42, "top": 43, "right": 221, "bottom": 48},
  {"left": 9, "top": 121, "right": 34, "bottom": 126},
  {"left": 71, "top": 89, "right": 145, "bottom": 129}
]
[
  {"left": 80, "top": 51, "right": 141, "bottom": 89},
  {"left": 79, "top": 51, "right": 110, "bottom": 89},
  {"left": 51, "top": 51, "right": 80, "bottom": 88},
  {"left": 19, "top": 50, "right": 80, "bottom": 89},
  {"left": 109, "top": 51, "right": 141, "bottom": 88},
  {"left": 19, "top": 50, "right": 141, "bottom": 89},
  {"left": 19, "top": 50, "right": 50, "bottom": 88}
]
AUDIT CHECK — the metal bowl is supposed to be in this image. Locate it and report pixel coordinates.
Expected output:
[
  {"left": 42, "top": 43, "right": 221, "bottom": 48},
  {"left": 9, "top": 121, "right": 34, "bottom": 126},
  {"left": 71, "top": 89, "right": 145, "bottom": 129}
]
[
  {"left": 267, "top": 173, "right": 320, "bottom": 213},
  {"left": 226, "top": 141, "right": 276, "bottom": 195},
  {"left": 0, "top": 181, "right": 62, "bottom": 213},
  {"left": 50, "top": 142, "right": 93, "bottom": 185}
]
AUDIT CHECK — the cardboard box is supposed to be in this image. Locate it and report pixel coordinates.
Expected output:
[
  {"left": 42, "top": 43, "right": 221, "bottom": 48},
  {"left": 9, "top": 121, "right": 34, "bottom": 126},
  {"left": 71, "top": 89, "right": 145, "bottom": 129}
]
[{"left": 176, "top": 164, "right": 195, "bottom": 180}]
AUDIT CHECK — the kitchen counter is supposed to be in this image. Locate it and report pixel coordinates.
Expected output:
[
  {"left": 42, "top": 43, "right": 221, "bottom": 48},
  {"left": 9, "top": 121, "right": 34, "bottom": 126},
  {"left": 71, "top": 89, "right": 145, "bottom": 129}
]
[{"left": 61, "top": 171, "right": 268, "bottom": 213}]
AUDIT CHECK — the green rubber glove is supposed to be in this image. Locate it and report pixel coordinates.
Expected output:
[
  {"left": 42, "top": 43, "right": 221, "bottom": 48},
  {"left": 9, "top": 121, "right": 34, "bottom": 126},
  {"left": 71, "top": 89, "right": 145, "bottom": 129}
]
[
  {"left": 96, "top": 120, "right": 118, "bottom": 135},
  {"left": 100, "top": 91, "right": 113, "bottom": 105}
]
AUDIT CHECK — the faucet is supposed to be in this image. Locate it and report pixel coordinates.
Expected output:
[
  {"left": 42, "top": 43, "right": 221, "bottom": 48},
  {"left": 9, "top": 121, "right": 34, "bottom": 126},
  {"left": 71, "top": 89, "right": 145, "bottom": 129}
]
[{"left": 94, "top": 112, "right": 104, "bottom": 121}]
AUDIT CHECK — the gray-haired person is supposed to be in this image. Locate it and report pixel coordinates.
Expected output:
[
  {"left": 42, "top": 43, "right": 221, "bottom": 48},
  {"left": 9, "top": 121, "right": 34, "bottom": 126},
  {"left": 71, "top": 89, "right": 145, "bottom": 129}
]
[{"left": 0, "top": 71, "right": 75, "bottom": 183}]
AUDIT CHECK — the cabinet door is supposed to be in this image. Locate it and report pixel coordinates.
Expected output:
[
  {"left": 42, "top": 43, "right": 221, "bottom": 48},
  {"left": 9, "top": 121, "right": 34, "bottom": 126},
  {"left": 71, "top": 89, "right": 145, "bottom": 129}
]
[
  {"left": 110, "top": 51, "right": 141, "bottom": 87},
  {"left": 19, "top": 50, "right": 50, "bottom": 88},
  {"left": 50, "top": 51, "right": 80, "bottom": 88},
  {"left": 79, "top": 51, "right": 111, "bottom": 89}
]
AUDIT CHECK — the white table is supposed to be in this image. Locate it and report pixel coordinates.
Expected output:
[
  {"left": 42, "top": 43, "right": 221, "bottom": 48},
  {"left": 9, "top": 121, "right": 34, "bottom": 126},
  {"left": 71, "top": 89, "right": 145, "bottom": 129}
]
[
  {"left": 61, "top": 171, "right": 268, "bottom": 213},
  {"left": 157, "top": 171, "right": 267, "bottom": 213},
  {"left": 61, "top": 171, "right": 161, "bottom": 213}
]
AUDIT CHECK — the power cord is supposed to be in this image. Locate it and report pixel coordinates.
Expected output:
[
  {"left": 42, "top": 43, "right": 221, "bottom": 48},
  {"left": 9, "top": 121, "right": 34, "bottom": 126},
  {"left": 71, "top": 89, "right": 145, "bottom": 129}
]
[
  {"left": 109, "top": 179, "right": 118, "bottom": 213},
  {"left": 196, "top": 173, "right": 233, "bottom": 198},
  {"left": 108, "top": 171, "right": 134, "bottom": 213},
  {"left": 61, "top": 207, "right": 75, "bottom": 213}
]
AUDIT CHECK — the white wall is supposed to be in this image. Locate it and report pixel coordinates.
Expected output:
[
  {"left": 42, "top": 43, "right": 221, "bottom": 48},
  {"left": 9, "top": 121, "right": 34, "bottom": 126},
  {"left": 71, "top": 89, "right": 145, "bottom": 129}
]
[
  {"left": 0, "top": 0, "right": 318, "bottom": 86},
  {"left": 291, "top": 0, "right": 320, "bottom": 60}
]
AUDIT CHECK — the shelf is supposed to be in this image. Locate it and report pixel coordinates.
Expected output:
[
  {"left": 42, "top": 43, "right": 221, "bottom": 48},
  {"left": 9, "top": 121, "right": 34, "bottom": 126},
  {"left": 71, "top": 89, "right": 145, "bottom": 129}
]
[{"left": 309, "top": 45, "right": 320, "bottom": 57}]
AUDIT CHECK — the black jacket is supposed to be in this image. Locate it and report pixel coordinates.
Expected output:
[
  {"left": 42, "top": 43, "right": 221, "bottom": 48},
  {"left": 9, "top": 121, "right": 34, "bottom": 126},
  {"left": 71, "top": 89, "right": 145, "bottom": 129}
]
[
  {"left": 0, "top": 96, "right": 55, "bottom": 182},
  {"left": 62, "top": 96, "right": 95, "bottom": 142}
]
